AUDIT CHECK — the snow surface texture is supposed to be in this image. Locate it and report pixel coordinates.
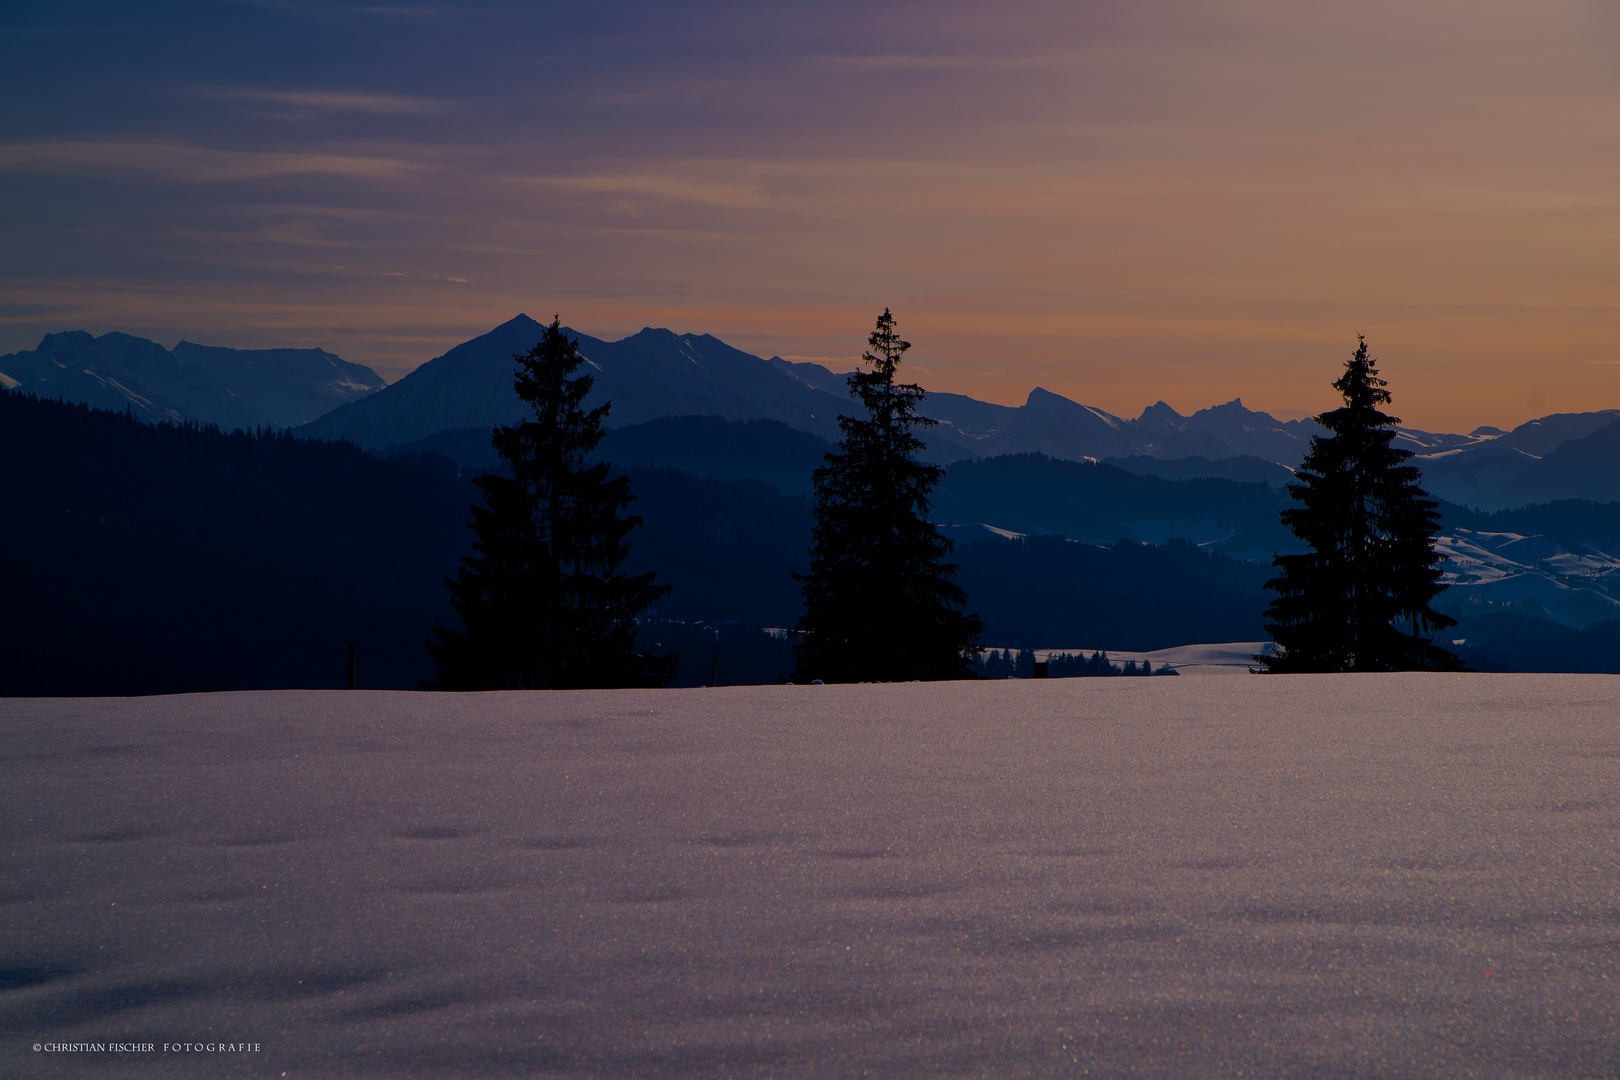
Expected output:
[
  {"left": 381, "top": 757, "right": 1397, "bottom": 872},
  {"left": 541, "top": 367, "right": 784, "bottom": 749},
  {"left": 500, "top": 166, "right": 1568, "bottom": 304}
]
[{"left": 3, "top": 678, "right": 1617, "bottom": 1078}]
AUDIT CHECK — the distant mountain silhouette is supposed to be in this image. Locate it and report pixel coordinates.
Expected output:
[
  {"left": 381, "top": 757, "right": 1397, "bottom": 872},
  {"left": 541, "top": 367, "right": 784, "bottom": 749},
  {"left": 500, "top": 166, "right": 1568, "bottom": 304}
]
[
  {"left": 382, "top": 416, "right": 837, "bottom": 497},
  {"left": 0, "top": 330, "right": 384, "bottom": 429},
  {"left": 1487, "top": 420, "right": 1620, "bottom": 507},
  {"left": 299, "top": 314, "right": 1343, "bottom": 467},
  {"left": 299, "top": 314, "right": 890, "bottom": 453},
  {"left": 18, "top": 315, "right": 1620, "bottom": 511},
  {"left": 304, "top": 315, "right": 1620, "bottom": 510},
  {"left": 1410, "top": 411, "right": 1620, "bottom": 509},
  {"left": 1105, "top": 454, "right": 1297, "bottom": 487}
]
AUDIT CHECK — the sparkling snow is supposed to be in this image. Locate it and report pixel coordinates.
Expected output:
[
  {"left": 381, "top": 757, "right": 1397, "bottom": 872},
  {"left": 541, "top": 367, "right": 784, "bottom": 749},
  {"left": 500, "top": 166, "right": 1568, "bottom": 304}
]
[{"left": 3, "top": 677, "right": 1617, "bottom": 1077}]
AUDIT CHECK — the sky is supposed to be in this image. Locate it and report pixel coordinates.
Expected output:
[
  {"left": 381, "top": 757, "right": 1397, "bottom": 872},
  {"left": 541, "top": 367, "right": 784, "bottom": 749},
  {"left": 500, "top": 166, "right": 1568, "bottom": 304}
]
[{"left": 4, "top": 0, "right": 1620, "bottom": 432}]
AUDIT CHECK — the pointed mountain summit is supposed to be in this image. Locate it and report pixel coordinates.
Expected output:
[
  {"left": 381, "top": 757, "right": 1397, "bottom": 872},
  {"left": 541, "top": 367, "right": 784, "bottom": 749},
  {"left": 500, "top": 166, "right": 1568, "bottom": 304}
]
[
  {"left": 290, "top": 317, "right": 1360, "bottom": 469},
  {"left": 298, "top": 315, "right": 553, "bottom": 449},
  {"left": 1154, "top": 398, "right": 1323, "bottom": 463},
  {"left": 965, "top": 387, "right": 1140, "bottom": 461},
  {"left": 27, "top": 313, "right": 1618, "bottom": 509},
  {"left": 299, "top": 314, "right": 881, "bottom": 453},
  {"left": 1134, "top": 400, "right": 1188, "bottom": 440}
]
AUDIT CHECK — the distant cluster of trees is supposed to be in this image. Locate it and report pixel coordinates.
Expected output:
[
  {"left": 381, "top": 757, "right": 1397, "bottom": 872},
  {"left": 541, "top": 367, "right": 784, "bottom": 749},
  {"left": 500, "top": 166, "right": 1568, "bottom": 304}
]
[
  {"left": 976, "top": 649, "right": 1169, "bottom": 678},
  {"left": 1047, "top": 651, "right": 1167, "bottom": 677},
  {"left": 977, "top": 648, "right": 1034, "bottom": 679}
]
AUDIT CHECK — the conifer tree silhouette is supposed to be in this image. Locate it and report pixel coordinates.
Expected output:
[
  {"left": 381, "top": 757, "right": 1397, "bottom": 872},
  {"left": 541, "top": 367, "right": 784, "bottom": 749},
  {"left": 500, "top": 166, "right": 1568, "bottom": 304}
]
[
  {"left": 428, "top": 317, "right": 674, "bottom": 689},
  {"left": 793, "top": 309, "right": 982, "bottom": 682},
  {"left": 1258, "top": 337, "right": 1462, "bottom": 672}
]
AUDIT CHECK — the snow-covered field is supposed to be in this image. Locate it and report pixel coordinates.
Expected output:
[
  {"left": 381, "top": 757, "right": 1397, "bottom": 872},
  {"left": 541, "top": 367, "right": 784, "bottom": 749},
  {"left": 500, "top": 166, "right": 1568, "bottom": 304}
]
[{"left": 4, "top": 677, "right": 1617, "bottom": 1078}]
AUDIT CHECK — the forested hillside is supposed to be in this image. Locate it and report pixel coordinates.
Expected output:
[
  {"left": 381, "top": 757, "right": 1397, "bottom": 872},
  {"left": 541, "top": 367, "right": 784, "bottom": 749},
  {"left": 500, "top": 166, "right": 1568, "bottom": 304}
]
[
  {"left": 1, "top": 395, "right": 811, "bottom": 693},
  {"left": 9, "top": 393, "right": 1614, "bottom": 693},
  {"left": 3, "top": 394, "right": 468, "bottom": 694}
]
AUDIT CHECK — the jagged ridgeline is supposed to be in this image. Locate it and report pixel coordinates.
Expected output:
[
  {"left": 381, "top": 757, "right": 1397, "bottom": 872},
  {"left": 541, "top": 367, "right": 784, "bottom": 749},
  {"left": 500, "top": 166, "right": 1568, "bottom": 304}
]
[
  {"left": 10, "top": 314, "right": 1620, "bottom": 688},
  {"left": 0, "top": 330, "right": 385, "bottom": 429},
  {"left": 12, "top": 315, "right": 1620, "bottom": 511}
]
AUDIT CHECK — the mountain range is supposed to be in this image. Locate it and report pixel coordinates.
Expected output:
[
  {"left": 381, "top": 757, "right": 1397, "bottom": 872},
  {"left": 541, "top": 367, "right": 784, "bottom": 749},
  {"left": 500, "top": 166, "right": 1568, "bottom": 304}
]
[
  {"left": 10, "top": 389, "right": 1620, "bottom": 693},
  {"left": 299, "top": 314, "right": 1336, "bottom": 467},
  {"left": 295, "top": 314, "right": 1620, "bottom": 511},
  {"left": 0, "top": 330, "right": 385, "bottom": 430},
  {"left": 9, "top": 313, "right": 1620, "bottom": 512}
]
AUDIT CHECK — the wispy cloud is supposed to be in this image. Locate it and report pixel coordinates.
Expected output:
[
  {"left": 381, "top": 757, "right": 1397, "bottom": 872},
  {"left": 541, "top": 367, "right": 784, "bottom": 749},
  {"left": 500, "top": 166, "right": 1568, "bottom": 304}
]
[
  {"left": 204, "top": 88, "right": 455, "bottom": 115},
  {"left": 817, "top": 48, "right": 1091, "bottom": 72},
  {"left": 510, "top": 172, "right": 773, "bottom": 210},
  {"left": 1365, "top": 187, "right": 1620, "bottom": 215},
  {"left": 0, "top": 141, "right": 425, "bottom": 183},
  {"left": 225, "top": 0, "right": 464, "bottom": 23}
]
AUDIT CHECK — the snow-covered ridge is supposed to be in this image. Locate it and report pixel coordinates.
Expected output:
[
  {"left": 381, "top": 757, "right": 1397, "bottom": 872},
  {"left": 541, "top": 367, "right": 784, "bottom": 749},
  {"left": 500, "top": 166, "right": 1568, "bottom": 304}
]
[
  {"left": 0, "top": 330, "right": 386, "bottom": 430},
  {"left": 12, "top": 316, "right": 1620, "bottom": 510},
  {"left": 1437, "top": 529, "right": 1620, "bottom": 627}
]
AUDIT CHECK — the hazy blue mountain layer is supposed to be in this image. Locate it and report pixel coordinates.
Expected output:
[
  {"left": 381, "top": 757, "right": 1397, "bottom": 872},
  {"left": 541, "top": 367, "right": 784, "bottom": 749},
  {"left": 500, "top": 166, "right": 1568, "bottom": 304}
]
[
  {"left": 1103, "top": 454, "right": 1298, "bottom": 487},
  {"left": 8, "top": 391, "right": 1620, "bottom": 691},
  {"left": 298, "top": 314, "right": 897, "bottom": 453},
  {"left": 295, "top": 314, "right": 1325, "bottom": 465},
  {"left": 387, "top": 416, "right": 838, "bottom": 497},
  {"left": 292, "top": 314, "right": 1620, "bottom": 508},
  {"left": 933, "top": 453, "right": 1299, "bottom": 561},
  {"left": 16, "top": 316, "right": 1620, "bottom": 508},
  {"left": 1408, "top": 412, "right": 1620, "bottom": 509},
  {"left": 387, "top": 413, "right": 1620, "bottom": 631},
  {"left": 0, "top": 330, "right": 384, "bottom": 430}
]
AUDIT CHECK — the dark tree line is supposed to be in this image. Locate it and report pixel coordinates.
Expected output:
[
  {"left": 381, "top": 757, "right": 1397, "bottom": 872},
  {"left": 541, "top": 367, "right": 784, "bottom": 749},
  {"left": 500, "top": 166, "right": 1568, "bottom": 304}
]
[
  {"left": 976, "top": 649, "right": 1167, "bottom": 678},
  {"left": 1, "top": 384, "right": 1278, "bottom": 695},
  {"left": 0, "top": 392, "right": 470, "bottom": 694},
  {"left": 957, "top": 535, "right": 1268, "bottom": 650},
  {"left": 3, "top": 324, "right": 1501, "bottom": 695}
]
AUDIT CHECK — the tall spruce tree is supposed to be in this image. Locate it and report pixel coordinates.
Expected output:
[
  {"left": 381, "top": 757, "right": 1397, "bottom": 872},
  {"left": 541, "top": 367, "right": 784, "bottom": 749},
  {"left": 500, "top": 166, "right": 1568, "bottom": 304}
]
[
  {"left": 1258, "top": 337, "right": 1462, "bottom": 672},
  {"left": 793, "top": 309, "right": 983, "bottom": 682},
  {"left": 427, "top": 317, "right": 675, "bottom": 690}
]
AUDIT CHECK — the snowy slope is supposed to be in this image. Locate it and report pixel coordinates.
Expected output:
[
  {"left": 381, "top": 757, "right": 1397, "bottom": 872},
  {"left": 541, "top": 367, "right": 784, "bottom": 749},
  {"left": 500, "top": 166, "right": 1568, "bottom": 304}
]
[
  {"left": 0, "top": 331, "right": 385, "bottom": 430},
  {"left": 3, "top": 678, "right": 1617, "bottom": 1078},
  {"left": 1437, "top": 529, "right": 1620, "bottom": 626},
  {"left": 20, "top": 316, "right": 1620, "bottom": 505}
]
